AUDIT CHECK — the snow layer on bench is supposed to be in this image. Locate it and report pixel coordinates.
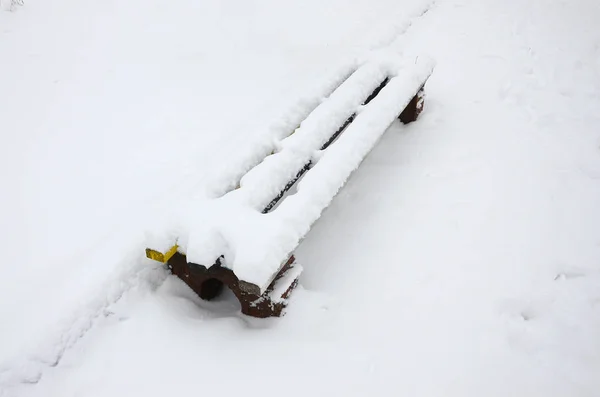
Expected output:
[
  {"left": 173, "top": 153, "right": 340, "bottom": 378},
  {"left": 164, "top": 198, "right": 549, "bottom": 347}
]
[
  {"left": 230, "top": 62, "right": 388, "bottom": 211},
  {"left": 207, "top": 63, "right": 358, "bottom": 199},
  {"left": 176, "top": 55, "right": 434, "bottom": 291}
]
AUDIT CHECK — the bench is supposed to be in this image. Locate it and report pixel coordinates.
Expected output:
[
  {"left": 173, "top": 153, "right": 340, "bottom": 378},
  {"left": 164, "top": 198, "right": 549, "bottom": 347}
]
[{"left": 145, "top": 53, "right": 435, "bottom": 318}]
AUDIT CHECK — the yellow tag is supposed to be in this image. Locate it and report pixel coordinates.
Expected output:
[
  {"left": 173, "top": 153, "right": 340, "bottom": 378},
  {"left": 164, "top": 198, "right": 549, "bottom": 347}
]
[{"left": 145, "top": 244, "right": 178, "bottom": 263}]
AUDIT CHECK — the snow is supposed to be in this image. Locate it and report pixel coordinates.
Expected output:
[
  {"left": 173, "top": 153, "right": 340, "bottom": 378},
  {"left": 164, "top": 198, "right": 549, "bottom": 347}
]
[{"left": 2, "top": 0, "right": 600, "bottom": 396}]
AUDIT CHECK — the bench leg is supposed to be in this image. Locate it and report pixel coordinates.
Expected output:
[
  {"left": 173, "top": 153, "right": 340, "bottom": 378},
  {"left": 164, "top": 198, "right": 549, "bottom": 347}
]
[
  {"left": 166, "top": 253, "right": 300, "bottom": 318},
  {"left": 399, "top": 86, "right": 425, "bottom": 124},
  {"left": 242, "top": 257, "right": 301, "bottom": 318}
]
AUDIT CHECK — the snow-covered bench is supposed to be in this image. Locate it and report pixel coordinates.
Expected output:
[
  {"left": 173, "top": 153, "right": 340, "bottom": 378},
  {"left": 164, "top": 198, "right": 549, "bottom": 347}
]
[{"left": 146, "top": 54, "right": 435, "bottom": 317}]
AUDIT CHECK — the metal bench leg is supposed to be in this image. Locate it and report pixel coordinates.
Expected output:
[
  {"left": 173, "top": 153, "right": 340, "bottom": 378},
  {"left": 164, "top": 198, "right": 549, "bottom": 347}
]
[{"left": 166, "top": 253, "right": 299, "bottom": 318}]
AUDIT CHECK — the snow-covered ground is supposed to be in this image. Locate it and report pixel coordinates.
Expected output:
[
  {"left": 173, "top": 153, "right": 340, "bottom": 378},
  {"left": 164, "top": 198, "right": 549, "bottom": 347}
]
[{"left": 1, "top": 0, "right": 600, "bottom": 395}]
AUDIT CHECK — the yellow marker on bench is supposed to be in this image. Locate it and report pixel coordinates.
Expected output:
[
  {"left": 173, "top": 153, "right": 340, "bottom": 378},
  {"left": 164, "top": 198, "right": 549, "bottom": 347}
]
[{"left": 145, "top": 244, "right": 179, "bottom": 263}]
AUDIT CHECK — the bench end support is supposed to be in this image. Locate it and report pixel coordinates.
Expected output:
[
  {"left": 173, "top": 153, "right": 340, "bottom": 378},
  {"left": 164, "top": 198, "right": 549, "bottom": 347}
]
[{"left": 399, "top": 85, "right": 426, "bottom": 124}]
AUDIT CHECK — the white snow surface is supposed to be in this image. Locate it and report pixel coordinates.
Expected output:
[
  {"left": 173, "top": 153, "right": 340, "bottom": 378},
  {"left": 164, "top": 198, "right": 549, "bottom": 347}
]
[{"left": 2, "top": 0, "right": 600, "bottom": 396}]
